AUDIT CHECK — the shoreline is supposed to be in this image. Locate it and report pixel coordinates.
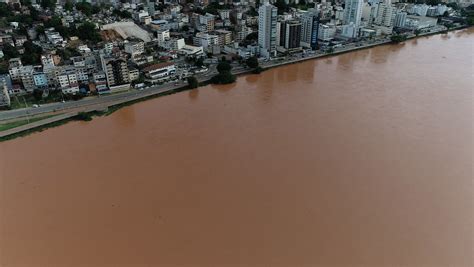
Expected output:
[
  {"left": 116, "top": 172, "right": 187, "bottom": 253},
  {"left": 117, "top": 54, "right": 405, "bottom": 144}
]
[{"left": 0, "top": 26, "right": 470, "bottom": 142}]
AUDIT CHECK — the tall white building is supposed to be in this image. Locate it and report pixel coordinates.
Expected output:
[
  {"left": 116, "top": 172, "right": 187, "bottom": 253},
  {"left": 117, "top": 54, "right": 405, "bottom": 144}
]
[
  {"left": 301, "top": 8, "right": 320, "bottom": 49},
  {"left": 394, "top": 11, "right": 407, "bottom": 28},
  {"left": 374, "top": 3, "right": 395, "bottom": 28},
  {"left": 343, "top": 0, "right": 363, "bottom": 28},
  {"left": 258, "top": 2, "right": 278, "bottom": 58}
]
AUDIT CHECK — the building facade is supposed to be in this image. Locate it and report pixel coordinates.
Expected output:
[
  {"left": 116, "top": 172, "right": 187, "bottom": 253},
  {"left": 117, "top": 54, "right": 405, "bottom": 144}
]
[{"left": 258, "top": 2, "right": 278, "bottom": 57}]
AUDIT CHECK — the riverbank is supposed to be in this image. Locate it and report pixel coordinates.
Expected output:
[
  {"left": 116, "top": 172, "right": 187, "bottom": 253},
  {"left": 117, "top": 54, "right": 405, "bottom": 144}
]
[{"left": 0, "top": 26, "right": 468, "bottom": 142}]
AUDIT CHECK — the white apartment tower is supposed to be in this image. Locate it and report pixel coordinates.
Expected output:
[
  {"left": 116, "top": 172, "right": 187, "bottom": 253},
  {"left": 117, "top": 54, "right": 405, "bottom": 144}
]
[
  {"left": 343, "top": 0, "right": 363, "bottom": 28},
  {"left": 374, "top": 2, "right": 395, "bottom": 28},
  {"left": 394, "top": 11, "right": 407, "bottom": 28},
  {"left": 258, "top": 2, "right": 278, "bottom": 58}
]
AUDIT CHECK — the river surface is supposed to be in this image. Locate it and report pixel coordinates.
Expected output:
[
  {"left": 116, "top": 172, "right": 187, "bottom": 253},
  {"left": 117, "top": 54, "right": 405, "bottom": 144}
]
[{"left": 1, "top": 29, "right": 473, "bottom": 267}]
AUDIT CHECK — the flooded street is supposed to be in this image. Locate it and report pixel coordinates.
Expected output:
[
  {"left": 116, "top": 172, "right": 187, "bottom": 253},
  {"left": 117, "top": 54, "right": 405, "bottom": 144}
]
[{"left": 0, "top": 29, "right": 473, "bottom": 267}]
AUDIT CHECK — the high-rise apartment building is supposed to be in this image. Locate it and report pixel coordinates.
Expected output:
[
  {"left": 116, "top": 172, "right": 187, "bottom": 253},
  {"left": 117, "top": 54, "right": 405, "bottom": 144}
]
[
  {"left": 100, "top": 55, "right": 130, "bottom": 90},
  {"left": 258, "top": 2, "right": 278, "bottom": 57},
  {"left": 343, "top": 0, "right": 363, "bottom": 34},
  {"left": 278, "top": 20, "right": 302, "bottom": 51},
  {"left": 301, "top": 9, "right": 320, "bottom": 49}
]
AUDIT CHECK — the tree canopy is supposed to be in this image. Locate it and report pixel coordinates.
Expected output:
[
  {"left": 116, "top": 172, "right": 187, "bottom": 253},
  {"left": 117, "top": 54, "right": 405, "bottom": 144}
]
[
  {"left": 76, "top": 22, "right": 102, "bottom": 42},
  {"left": 21, "top": 41, "right": 43, "bottom": 65},
  {"left": 187, "top": 76, "right": 199, "bottom": 89},
  {"left": 40, "top": 0, "right": 57, "bottom": 10},
  {"left": 216, "top": 61, "right": 232, "bottom": 73},
  {"left": 212, "top": 60, "right": 236, "bottom": 84},
  {"left": 245, "top": 56, "right": 259, "bottom": 69}
]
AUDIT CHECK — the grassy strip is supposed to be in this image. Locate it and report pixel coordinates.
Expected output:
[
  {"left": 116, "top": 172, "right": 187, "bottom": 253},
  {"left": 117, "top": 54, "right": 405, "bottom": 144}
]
[
  {"left": 101, "top": 85, "right": 190, "bottom": 116},
  {"left": 0, "top": 86, "right": 192, "bottom": 142},
  {"left": 0, "top": 115, "right": 56, "bottom": 132},
  {"left": 0, "top": 116, "right": 78, "bottom": 142}
]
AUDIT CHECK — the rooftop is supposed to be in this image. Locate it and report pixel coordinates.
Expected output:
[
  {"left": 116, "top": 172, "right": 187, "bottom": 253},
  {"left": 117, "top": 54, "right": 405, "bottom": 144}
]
[{"left": 142, "top": 62, "right": 175, "bottom": 72}]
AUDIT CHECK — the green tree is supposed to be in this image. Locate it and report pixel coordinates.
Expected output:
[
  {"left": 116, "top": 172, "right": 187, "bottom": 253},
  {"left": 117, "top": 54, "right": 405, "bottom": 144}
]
[
  {"left": 0, "top": 62, "right": 8, "bottom": 74},
  {"left": 390, "top": 34, "right": 407, "bottom": 43},
  {"left": 2, "top": 44, "right": 19, "bottom": 59},
  {"left": 210, "top": 72, "right": 236, "bottom": 84},
  {"left": 245, "top": 56, "right": 259, "bottom": 69},
  {"left": 0, "top": 3, "right": 13, "bottom": 17},
  {"left": 44, "top": 15, "right": 62, "bottom": 28},
  {"left": 252, "top": 66, "right": 263, "bottom": 74},
  {"left": 446, "top": 2, "right": 458, "bottom": 10},
  {"left": 65, "top": 0, "right": 74, "bottom": 12},
  {"left": 77, "top": 22, "right": 101, "bottom": 42},
  {"left": 426, "top": 0, "right": 441, "bottom": 5},
  {"left": 40, "top": 0, "right": 57, "bottom": 10},
  {"left": 112, "top": 9, "right": 132, "bottom": 18},
  {"left": 212, "top": 60, "right": 236, "bottom": 84},
  {"left": 247, "top": 7, "right": 258, "bottom": 16},
  {"left": 275, "top": 0, "right": 290, "bottom": 15},
  {"left": 216, "top": 61, "right": 232, "bottom": 73},
  {"left": 21, "top": 41, "right": 42, "bottom": 65},
  {"left": 20, "top": 0, "right": 32, "bottom": 6},
  {"left": 195, "top": 57, "right": 204, "bottom": 68},
  {"left": 187, "top": 76, "right": 199, "bottom": 89},
  {"left": 75, "top": 1, "right": 93, "bottom": 16},
  {"left": 32, "top": 89, "right": 43, "bottom": 101}
]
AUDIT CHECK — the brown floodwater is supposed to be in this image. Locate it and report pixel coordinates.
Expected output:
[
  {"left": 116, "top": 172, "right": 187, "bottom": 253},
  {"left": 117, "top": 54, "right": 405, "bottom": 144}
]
[{"left": 1, "top": 29, "right": 473, "bottom": 267}]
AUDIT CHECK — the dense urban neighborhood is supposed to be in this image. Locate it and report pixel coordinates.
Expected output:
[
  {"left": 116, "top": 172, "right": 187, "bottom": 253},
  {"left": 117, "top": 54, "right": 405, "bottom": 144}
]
[{"left": 0, "top": 0, "right": 472, "bottom": 130}]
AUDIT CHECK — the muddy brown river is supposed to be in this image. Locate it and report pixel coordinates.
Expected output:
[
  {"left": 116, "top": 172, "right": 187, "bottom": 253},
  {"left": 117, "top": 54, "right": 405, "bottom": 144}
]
[{"left": 0, "top": 29, "right": 473, "bottom": 267}]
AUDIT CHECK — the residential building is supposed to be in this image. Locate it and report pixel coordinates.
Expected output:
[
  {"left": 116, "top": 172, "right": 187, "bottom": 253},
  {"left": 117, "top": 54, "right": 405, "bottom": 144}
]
[
  {"left": 394, "top": 11, "right": 407, "bottom": 28},
  {"left": 33, "top": 72, "right": 48, "bottom": 90},
  {"left": 57, "top": 66, "right": 79, "bottom": 94},
  {"left": 129, "top": 68, "right": 140, "bottom": 81},
  {"left": 301, "top": 9, "right": 320, "bottom": 49},
  {"left": 343, "top": 0, "right": 363, "bottom": 29},
  {"left": 258, "top": 2, "right": 278, "bottom": 57},
  {"left": 318, "top": 24, "right": 337, "bottom": 41},
  {"left": 124, "top": 41, "right": 145, "bottom": 58},
  {"left": 235, "top": 24, "right": 253, "bottom": 42},
  {"left": 405, "top": 15, "right": 437, "bottom": 30},
  {"left": 0, "top": 75, "right": 11, "bottom": 108},
  {"left": 342, "top": 23, "right": 359, "bottom": 38},
  {"left": 156, "top": 29, "right": 170, "bottom": 47},
  {"left": 45, "top": 28, "right": 64, "bottom": 46},
  {"left": 93, "top": 72, "right": 108, "bottom": 94},
  {"left": 100, "top": 55, "right": 130, "bottom": 89},
  {"left": 214, "top": 30, "right": 233, "bottom": 46},
  {"left": 142, "top": 62, "right": 176, "bottom": 81},
  {"left": 8, "top": 58, "right": 23, "bottom": 81},
  {"left": 197, "top": 13, "right": 215, "bottom": 32},
  {"left": 19, "top": 65, "right": 35, "bottom": 92},
  {"left": 409, "top": 4, "right": 429, "bottom": 17},
  {"left": 41, "top": 54, "right": 56, "bottom": 68},
  {"left": 178, "top": 45, "right": 204, "bottom": 58},
  {"left": 194, "top": 32, "right": 219, "bottom": 51},
  {"left": 278, "top": 20, "right": 302, "bottom": 52},
  {"left": 374, "top": 2, "right": 395, "bottom": 28}
]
